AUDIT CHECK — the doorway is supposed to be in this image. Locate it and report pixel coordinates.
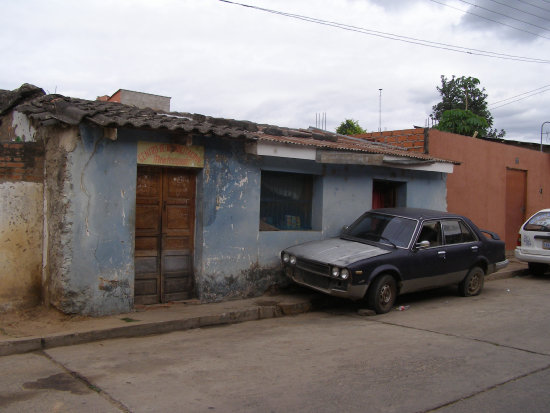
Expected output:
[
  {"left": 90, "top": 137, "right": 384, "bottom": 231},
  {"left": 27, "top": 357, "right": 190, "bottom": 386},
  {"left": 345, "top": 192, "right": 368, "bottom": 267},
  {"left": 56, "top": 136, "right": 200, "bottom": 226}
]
[
  {"left": 372, "top": 180, "right": 405, "bottom": 209},
  {"left": 134, "top": 166, "right": 196, "bottom": 305}
]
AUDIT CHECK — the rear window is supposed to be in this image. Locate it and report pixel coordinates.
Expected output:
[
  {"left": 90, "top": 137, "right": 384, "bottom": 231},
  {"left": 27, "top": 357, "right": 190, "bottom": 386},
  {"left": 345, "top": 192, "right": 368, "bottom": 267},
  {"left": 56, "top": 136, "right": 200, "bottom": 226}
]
[{"left": 524, "top": 211, "right": 550, "bottom": 231}]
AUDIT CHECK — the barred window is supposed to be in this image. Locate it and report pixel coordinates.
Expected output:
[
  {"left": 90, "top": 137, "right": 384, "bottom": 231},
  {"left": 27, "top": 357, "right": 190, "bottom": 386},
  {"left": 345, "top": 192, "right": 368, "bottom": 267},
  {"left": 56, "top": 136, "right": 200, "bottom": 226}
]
[{"left": 260, "top": 171, "right": 313, "bottom": 231}]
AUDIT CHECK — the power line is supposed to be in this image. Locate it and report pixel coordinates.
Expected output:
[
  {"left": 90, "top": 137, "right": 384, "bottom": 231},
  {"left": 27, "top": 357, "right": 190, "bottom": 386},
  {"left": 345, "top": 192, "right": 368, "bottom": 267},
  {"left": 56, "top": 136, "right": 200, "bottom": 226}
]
[
  {"left": 490, "top": 84, "right": 550, "bottom": 105},
  {"left": 489, "top": 85, "right": 550, "bottom": 109},
  {"left": 219, "top": 0, "right": 550, "bottom": 63},
  {"left": 487, "top": 0, "right": 550, "bottom": 23},
  {"left": 517, "top": 0, "right": 550, "bottom": 11},
  {"left": 456, "top": 0, "right": 550, "bottom": 33},
  {"left": 430, "top": 0, "right": 550, "bottom": 40}
]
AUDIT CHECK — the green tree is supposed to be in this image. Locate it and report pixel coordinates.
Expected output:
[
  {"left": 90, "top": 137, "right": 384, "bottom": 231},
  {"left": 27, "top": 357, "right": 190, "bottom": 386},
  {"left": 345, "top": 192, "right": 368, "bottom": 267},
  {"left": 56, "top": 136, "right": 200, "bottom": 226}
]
[
  {"left": 336, "top": 119, "right": 366, "bottom": 135},
  {"left": 435, "top": 109, "right": 489, "bottom": 137},
  {"left": 431, "top": 75, "right": 505, "bottom": 138}
]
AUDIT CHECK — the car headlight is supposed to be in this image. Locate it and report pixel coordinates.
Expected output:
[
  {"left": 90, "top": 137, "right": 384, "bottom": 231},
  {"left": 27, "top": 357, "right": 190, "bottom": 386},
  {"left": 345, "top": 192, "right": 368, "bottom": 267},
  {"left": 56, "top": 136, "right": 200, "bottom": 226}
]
[
  {"left": 289, "top": 255, "right": 297, "bottom": 265},
  {"left": 340, "top": 269, "right": 350, "bottom": 280},
  {"left": 282, "top": 253, "right": 290, "bottom": 263},
  {"left": 331, "top": 267, "right": 340, "bottom": 278}
]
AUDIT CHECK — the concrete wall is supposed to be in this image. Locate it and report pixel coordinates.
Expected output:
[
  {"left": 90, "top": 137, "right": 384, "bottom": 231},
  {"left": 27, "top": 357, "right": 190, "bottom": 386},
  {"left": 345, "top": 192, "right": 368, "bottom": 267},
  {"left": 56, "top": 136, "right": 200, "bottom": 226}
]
[
  {"left": 109, "top": 90, "right": 171, "bottom": 112},
  {"left": 427, "top": 130, "right": 550, "bottom": 248}
]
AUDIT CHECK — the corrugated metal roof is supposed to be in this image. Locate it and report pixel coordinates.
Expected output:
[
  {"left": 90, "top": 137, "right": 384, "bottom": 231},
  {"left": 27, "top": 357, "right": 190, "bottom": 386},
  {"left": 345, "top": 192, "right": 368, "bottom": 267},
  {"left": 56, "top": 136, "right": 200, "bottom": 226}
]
[{"left": 4, "top": 85, "right": 456, "bottom": 164}]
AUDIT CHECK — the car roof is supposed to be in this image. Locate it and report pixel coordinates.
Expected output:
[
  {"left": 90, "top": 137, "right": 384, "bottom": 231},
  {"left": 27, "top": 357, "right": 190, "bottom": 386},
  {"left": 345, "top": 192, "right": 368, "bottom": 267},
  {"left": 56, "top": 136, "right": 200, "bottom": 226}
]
[{"left": 371, "top": 207, "right": 464, "bottom": 220}]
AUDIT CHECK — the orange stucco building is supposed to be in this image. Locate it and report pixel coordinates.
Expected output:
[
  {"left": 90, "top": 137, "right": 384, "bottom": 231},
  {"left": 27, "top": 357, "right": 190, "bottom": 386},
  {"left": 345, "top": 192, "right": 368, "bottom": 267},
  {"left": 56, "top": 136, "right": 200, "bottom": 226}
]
[{"left": 356, "top": 128, "right": 550, "bottom": 250}]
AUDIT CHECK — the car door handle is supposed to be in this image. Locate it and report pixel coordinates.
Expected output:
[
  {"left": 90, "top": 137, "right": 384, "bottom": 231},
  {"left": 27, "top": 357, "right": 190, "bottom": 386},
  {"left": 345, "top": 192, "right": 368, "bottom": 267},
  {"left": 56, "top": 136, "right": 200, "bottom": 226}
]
[
  {"left": 471, "top": 246, "right": 479, "bottom": 252},
  {"left": 438, "top": 251, "right": 446, "bottom": 259}
]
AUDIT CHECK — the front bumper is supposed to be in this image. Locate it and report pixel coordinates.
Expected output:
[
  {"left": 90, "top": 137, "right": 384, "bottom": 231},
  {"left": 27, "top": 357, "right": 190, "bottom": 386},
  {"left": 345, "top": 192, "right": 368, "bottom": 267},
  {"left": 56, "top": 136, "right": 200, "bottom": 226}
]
[{"left": 284, "top": 266, "right": 368, "bottom": 300}]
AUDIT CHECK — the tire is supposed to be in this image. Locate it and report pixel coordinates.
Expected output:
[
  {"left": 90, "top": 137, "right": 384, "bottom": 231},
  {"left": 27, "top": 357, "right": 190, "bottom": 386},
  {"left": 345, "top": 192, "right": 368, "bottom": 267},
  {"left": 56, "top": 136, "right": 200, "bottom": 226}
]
[
  {"left": 367, "top": 274, "right": 397, "bottom": 314},
  {"left": 528, "top": 262, "right": 548, "bottom": 276},
  {"left": 459, "top": 266, "right": 485, "bottom": 297}
]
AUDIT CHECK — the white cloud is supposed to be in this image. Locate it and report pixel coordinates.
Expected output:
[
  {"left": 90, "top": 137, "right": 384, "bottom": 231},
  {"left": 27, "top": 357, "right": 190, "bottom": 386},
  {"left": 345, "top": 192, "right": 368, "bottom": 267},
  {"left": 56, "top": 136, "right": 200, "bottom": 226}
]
[{"left": 1, "top": 0, "right": 549, "bottom": 142}]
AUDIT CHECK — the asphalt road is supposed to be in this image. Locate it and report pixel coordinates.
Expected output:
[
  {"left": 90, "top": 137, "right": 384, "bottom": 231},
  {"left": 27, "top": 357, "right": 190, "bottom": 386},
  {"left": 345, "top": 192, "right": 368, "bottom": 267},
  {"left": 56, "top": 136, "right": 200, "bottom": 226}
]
[{"left": 2, "top": 274, "right": 550, "bottom": 413}]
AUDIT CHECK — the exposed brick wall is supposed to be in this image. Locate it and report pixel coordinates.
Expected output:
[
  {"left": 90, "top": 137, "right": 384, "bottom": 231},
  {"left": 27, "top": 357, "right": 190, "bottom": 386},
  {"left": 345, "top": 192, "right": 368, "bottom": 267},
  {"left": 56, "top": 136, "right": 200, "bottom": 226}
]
[
  {"left": 354, "top": 128, "right": 427, "bottom": 153},
  {"left": 0, "top": 142, "right": 44, "bottom": 183}
]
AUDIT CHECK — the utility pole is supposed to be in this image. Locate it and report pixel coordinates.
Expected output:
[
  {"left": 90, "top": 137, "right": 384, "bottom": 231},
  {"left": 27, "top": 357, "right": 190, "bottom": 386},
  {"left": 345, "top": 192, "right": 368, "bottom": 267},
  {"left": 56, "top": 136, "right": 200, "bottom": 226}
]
[
  {"left": 378, "top": 88, "right": 382, "bottom": 132},
  {"left": 541, "top": 121, "right": 550, "bottom": 152}
]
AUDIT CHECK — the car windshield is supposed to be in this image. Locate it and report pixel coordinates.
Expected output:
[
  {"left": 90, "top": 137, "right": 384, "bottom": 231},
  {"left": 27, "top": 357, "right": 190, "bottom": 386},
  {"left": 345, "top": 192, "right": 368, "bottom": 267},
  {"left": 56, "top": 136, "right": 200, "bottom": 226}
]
[
  {"left": 342, "top": 212, "right": 418, "bottom": 248},
  {"left": 524, "top": 211, "right": 550, "bottom": 231}
]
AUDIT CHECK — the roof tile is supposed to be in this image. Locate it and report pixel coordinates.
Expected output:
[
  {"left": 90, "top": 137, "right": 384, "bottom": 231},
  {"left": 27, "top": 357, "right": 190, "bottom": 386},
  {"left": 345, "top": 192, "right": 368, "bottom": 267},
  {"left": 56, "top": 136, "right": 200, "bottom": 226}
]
[{"left": 2, "top": 85, "right": 456, "bottom": 164}]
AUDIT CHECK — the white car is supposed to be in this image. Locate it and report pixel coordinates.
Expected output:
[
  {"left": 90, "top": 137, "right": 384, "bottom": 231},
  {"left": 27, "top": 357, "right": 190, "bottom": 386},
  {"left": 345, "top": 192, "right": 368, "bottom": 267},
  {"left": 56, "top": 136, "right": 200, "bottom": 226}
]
[{"left": 515, "top": 209, "right": 550, "bottom": 275}]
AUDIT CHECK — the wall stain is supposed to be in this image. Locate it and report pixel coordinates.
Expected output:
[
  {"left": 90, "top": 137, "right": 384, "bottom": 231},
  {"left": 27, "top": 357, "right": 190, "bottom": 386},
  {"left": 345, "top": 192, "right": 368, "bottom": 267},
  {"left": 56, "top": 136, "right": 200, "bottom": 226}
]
[{"left": 197, "top": 263, "right": 288, "bottom": 302}]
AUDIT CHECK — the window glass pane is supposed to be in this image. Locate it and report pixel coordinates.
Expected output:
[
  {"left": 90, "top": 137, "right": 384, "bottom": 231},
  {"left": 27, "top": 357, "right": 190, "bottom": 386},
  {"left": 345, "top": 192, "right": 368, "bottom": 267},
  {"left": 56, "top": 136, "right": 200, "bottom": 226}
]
[
  {"left": 459, "top": 221, "right": 477, "bottom": 242},
  {"left": 260, "top": 171, "right": 313, "bottom": 231},
  {"left": 442, "top": 220, "right": 462, "bottom": 244},
  {"left": 345, "top": 212, "right": 417, "bottom": 248},
  {"left": 525, "top": 212, "right": 550, "bottom": 231},
  {"left": 418, "top": 221, "right": 442, "bottom": 247},
  {"left": 442, "top": 220, "right": 477, "bottom": 244}
]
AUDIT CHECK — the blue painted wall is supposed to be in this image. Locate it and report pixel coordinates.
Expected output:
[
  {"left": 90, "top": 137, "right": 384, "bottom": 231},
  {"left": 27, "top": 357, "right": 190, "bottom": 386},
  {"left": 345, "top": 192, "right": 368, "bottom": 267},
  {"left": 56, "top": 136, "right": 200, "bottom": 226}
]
[
  {"left": 59, "top": 125, "right": 137, "bottom": 315},
  {"left": 194, "top": 139, "right": 447, "bottom": 301},
  {"left": 56, "top": 126, "right": 447, "bottom": 314}
]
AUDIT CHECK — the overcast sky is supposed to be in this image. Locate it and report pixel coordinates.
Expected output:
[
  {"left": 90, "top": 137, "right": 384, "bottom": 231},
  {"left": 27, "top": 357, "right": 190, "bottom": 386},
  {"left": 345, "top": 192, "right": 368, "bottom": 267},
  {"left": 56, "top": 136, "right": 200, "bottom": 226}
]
[{"left": 2, "top": 0, "right": 549, "bottom": 144}]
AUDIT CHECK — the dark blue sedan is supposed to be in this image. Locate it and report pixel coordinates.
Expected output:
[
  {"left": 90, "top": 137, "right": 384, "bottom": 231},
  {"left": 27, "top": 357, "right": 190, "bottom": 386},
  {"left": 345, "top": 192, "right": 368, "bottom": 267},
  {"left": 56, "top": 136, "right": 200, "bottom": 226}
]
[{"left": 281, "top": 208, "right": 508, "bottom": 314}]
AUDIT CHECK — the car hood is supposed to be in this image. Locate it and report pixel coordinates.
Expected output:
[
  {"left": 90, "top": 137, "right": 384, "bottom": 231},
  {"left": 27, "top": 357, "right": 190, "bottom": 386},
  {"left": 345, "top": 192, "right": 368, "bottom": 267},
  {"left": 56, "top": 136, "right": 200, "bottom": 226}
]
[{"left": 284, "top": 237, "right": 391, "bottom": 267}]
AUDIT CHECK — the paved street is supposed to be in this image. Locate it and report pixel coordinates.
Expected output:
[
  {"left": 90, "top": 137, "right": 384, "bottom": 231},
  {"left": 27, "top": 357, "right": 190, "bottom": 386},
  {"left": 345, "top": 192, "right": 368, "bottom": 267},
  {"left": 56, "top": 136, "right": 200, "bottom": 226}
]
[{"left": 2, "top": 274, "right": 550, "bottom": 412}]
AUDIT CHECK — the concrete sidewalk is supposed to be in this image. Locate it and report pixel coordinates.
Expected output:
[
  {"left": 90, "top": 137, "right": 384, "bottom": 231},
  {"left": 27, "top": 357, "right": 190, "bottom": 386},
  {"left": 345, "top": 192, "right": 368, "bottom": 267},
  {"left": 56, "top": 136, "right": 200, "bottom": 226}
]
[{"left": 0, "top": 258, "right": 528, "bottom": 357}]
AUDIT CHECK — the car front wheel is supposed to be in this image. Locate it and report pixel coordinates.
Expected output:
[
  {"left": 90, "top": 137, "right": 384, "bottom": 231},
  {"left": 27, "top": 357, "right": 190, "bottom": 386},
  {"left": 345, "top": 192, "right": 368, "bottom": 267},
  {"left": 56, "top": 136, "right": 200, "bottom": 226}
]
[
  {"left": 367, "top": 274, "right": 397, "bottom": 314},
  {"left": 459, "top": 266, "right": 484, "bottom": 297}
]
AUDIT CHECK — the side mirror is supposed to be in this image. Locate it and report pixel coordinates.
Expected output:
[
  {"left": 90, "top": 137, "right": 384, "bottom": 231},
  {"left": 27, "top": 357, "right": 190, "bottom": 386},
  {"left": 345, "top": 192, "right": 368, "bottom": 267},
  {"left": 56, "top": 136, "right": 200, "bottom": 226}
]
[{"left": 415, "top": 240, "right": 430, "bottom": 250}]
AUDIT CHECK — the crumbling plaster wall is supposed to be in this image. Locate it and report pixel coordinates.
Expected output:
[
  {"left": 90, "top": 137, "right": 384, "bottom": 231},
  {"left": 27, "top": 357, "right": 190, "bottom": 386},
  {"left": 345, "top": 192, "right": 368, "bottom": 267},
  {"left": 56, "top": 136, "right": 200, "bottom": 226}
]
[
  {"left": 45, "top": 125, "right": 136, "bottom": 316},
  {"left": 194, "top": 137, "right": 448, "bottom": 302},
  {"left": 0, "top": 112, "right": 44, "bottom": 312},
  {"left": 0, "top": 180, "right": 43, "bottom": 311}
]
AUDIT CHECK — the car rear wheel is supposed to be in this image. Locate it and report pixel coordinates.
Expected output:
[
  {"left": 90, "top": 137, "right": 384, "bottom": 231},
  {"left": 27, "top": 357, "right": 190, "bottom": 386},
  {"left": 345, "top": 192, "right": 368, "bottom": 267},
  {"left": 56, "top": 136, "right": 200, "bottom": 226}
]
[
  {"left": 367, "top": 274, "right": 397, "bottom": 314},
  {"left": 459, "top": 266, "right": 484, "bottom": 297},
  {"left": 528, "top": 262, "right": 548, "bottom": 276}
]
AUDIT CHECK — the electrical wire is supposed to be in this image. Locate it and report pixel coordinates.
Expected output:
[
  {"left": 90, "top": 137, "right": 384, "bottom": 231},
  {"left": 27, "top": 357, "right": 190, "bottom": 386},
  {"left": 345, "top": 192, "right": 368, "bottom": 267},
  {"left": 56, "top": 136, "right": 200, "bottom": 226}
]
[
  {"left": 456, "top": 0, "right": 550, "bottom": 32},
  {"left": 518, "top": 0, "right": 550, "bottom": 12},
  {"left": 219, "top": 0, "right": 550, "bottom": 63},
  {"left": 489, "top": 85, "right": 550, "bottom": 109},
  {"left": 487, "top": 0, "right": 550, "bottom": 23},
  {"left": 430, "top": 0, "right": 550, "bottom": 40}
]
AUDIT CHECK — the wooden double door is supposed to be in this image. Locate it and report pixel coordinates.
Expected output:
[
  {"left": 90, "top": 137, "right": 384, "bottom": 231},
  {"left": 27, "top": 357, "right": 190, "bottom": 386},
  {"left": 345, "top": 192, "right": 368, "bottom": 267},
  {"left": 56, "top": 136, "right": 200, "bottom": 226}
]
[{"left": 134, "top": 166, "right": 196, "bottom": 305}]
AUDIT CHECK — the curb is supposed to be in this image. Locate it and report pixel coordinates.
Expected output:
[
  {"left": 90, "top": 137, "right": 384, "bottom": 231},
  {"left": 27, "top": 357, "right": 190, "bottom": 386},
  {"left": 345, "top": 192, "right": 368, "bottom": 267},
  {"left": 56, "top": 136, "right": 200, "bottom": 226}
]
[
  {"left": 0, "top": 266, "right": 527, "bottom": 357},
  {"left": 0, "top": 301, "right": 311, "bottom": 357}
]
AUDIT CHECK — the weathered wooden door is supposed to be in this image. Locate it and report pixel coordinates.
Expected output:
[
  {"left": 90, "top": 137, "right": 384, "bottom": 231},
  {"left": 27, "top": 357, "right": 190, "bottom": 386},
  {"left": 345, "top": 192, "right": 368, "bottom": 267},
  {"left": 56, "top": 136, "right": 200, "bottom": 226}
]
[
  {"left": 134, "top": 166, "right": 196, "bottom": 305},
  {"left": 505, "top": 168, "right": 527, "bottom": 251}
]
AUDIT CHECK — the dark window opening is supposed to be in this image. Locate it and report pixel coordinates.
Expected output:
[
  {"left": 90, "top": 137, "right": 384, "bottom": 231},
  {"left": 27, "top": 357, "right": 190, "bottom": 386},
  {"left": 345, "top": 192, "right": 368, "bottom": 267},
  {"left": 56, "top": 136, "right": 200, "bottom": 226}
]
[
  {"left": 260, "top": 171, "right": 313, "bottom": 231},
  {"left": 373, "top": 180, "right": 405, "bottom": 209}
]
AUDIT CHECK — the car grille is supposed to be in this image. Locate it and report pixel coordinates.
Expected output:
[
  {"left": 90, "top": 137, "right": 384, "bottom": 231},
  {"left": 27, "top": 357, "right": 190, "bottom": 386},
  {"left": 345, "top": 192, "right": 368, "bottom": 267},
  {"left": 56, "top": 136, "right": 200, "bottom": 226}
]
[
  {"left": 296, "top": 258, "right": 330, "bottom": 276},
  {"left": 299, "top": 270, "right": 331, "bottom": 290}
]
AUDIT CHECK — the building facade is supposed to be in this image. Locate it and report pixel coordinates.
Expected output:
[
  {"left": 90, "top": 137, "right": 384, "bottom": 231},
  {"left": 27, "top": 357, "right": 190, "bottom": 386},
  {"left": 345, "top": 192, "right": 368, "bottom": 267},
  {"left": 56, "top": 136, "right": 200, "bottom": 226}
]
[
  {"left": 1, "top": 85, "right": 454, "bottom": 315},
  {"left": 356, "top": 128, "right": 550, "bottom": 250}
]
